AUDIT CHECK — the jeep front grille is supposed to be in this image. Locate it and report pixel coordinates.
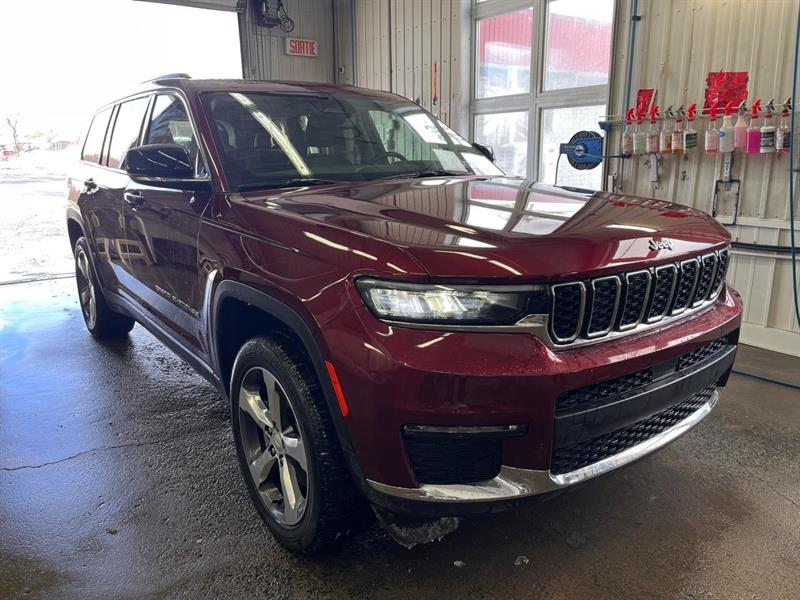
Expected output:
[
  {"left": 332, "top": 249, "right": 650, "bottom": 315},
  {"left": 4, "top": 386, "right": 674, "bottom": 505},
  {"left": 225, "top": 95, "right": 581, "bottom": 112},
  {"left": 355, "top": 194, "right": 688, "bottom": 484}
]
[{"left": 548, "top": 247, "right": 730, "bottom": 346}]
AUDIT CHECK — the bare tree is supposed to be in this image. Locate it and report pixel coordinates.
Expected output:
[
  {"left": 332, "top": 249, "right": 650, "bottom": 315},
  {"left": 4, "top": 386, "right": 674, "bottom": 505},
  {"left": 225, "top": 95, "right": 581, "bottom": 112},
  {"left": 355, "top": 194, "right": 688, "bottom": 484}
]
[{"left": 4, "top": 115, "right": 22, "bottom": 155}]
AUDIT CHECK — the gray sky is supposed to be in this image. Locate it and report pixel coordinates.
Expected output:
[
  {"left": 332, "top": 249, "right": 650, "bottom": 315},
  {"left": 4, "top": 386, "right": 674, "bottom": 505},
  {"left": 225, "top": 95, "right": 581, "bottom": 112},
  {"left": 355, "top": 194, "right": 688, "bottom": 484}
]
[{"left": 0, "top": 0, "right": 241, "bottom": 140}]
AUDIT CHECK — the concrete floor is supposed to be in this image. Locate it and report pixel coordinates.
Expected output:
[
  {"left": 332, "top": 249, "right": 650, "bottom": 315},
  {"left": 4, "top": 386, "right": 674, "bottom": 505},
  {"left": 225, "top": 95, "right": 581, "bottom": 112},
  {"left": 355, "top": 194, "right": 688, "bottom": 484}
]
[{"left": 2, "top": 278, "right": 799, "bottom": 600}]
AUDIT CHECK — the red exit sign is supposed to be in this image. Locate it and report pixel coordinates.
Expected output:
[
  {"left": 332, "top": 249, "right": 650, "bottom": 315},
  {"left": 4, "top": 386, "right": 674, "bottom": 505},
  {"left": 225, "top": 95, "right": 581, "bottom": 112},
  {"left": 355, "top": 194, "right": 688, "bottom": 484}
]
[{"left": 286, "top": 38, "right": 318, "bottom": 57}]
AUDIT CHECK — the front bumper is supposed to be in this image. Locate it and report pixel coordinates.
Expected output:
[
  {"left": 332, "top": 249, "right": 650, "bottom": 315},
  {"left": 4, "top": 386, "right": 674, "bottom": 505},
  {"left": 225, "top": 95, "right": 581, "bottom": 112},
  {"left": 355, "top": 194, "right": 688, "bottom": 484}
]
[
  {"left": 368, "top": 387, "right": 720, "bottom": 503},
  {"left": 322, "top": 287, "right": 742, "bottom": 513}
]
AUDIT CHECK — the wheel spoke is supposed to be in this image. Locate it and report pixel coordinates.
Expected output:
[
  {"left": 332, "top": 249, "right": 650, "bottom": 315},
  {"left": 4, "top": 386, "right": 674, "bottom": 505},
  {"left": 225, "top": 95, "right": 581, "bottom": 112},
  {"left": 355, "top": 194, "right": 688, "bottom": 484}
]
[
  {"left": 263, "top": 372, "right": 284, "bottom": 433},
  {"left": 248, "top": 448, "right": 277, "bottom": 486},
  {"left": 79, "top": 287, "right": 91, "bottom": 306},
  {"left": 239, "top": 385, "right": 272, "bottom": 431},
  {"left": 279, "top": 458, "right": 302, "bottom": 511},
  {"left": 77, "top": 252, "right": 90, "bottom": 281},
  {"left": 282, "top": 435, "right": 307, "bottom": 473}
]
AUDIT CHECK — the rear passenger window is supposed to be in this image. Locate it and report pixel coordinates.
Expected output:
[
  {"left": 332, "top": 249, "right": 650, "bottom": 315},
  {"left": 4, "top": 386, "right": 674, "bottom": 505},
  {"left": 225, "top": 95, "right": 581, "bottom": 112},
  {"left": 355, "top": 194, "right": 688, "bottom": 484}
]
[
  {"left": 145, "top": 95, "right": 201, "bottom": 173},
  {"left": 81, "top": 107, "right": 112, "bottom": 164},
  {"left": 107, "top": 96, "right": 150, "bottom": 169}
]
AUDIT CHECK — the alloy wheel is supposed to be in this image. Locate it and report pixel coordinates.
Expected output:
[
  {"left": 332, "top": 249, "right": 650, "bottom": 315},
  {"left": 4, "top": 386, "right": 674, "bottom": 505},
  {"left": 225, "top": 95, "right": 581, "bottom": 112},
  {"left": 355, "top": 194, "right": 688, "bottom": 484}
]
[
  {"left": 238, "top": 366, "right": 310, "bottom": 526},
  {"left": 75, "top": 246, "right": 97, "bottom": 329}
]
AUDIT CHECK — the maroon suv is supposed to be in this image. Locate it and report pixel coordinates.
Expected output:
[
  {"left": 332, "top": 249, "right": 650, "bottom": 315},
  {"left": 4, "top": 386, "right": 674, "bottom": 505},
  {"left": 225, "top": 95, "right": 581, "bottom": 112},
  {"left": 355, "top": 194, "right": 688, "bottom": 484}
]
[{"left": 66, "top": 76, "right": 742, "bottom": 553}]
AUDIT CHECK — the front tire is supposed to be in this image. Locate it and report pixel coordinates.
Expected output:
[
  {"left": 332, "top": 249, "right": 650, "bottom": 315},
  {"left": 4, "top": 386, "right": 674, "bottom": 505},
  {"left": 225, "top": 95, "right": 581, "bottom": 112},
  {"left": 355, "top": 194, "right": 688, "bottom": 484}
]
[
  {"left": 73, "top": 236, "right": 134, "bottom": 339},
  {"left": 230, "top": 335, "right": 359, "bottom": 554}
]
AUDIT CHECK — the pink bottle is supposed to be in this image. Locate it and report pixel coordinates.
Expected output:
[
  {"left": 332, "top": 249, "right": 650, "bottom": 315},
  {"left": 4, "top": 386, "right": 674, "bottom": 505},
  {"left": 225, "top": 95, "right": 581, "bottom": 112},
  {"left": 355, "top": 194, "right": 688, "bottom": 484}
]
[{"left": 746, "top": 99, "right": 762, "bottom": 154}]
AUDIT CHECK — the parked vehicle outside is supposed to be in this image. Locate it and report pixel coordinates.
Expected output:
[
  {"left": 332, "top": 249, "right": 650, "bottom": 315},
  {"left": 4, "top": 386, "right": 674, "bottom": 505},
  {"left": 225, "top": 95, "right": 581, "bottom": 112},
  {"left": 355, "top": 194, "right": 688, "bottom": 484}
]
[{"left": 66, "top": 76, "right": 742, "bottom": 553}]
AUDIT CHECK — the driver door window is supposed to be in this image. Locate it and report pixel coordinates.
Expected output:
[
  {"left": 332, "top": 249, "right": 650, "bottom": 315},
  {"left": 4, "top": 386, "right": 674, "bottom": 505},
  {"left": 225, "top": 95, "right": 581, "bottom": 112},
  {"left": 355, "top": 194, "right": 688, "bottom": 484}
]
[{"left": 144, "top": 95, "right": 205, "bottom": 177}]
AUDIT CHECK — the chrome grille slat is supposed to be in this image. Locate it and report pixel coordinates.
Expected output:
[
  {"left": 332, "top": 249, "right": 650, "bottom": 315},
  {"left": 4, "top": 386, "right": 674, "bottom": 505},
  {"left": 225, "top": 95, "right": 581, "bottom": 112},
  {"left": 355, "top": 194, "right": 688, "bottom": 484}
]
[
  {"left": 691, "top": 253, "right": 717, "bottom": 307},
  {"left": 671, "top": 258, "right": 700, "bottom": 315},
  {"left": 646, "top": 264, "right": 678, "bottom": 323},
  {"left": 619, "top": 270, "right": 652, "bottom": 330},
  {"left": 586, "top": 276, "right": 621, "bottom": 337},
  {"left": 548, "top": 247, "right": 730, "bottom": 347},
  {"left": 550, "top": 282, "right": 586, "bottom": 343},
  {"left": 711, "top": 248, "right": 729, "bottom": 295}
]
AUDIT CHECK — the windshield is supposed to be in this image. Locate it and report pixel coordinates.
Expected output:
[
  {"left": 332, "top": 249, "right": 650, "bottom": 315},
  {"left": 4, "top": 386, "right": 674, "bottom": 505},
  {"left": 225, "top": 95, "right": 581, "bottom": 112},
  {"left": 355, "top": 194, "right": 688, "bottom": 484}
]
[{"left": 201, "top": 91, "right": 503, "bottom": 191}]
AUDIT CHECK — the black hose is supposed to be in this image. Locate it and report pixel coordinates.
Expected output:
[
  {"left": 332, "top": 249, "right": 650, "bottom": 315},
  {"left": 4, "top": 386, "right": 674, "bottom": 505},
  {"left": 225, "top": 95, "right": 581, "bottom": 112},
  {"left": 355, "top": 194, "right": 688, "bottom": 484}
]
[
  {"left": 731, "top": 241, "right": 797, "bottom": 254},
  {"left": 732, "top": 369, "right": 800, "bottom": 391}
]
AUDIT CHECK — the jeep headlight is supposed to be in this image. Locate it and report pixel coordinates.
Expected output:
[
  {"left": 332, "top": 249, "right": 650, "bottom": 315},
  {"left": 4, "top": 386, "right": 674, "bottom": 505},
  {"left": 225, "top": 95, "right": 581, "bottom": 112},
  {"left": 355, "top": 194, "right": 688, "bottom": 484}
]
[{"left": 356, "top": 279, "right": 547, "bottom": 326}]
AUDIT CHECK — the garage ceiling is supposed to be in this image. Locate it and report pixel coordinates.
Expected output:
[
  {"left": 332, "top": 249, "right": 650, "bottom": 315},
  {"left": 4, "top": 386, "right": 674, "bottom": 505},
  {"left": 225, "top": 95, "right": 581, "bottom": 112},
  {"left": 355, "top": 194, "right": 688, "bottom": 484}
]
[{"left": 134, "top": 0, "right": 243, "bottom": 12}]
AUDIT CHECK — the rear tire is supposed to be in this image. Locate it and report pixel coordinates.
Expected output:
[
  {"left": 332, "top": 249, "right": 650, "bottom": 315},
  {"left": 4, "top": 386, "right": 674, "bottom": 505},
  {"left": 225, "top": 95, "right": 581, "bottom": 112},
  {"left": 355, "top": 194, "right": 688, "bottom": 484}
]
[
  {"left": 73, "top": 236, "right": 135, "bottom": 339},
  {"left": 230, "top": 335, "right": 360, "bottom": 554}
]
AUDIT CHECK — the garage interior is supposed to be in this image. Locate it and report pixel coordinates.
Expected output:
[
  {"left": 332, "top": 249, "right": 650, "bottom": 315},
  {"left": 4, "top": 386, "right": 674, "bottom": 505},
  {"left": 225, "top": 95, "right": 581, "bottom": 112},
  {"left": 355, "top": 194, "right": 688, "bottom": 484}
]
[{"left": 1, "top": 0, "right": 799, "bottom": 598}]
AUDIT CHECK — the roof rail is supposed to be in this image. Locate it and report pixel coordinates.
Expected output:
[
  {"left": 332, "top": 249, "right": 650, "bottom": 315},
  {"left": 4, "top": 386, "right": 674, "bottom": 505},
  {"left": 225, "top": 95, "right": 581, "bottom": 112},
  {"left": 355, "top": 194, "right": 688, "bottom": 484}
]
[{"left": 140, "top": 73, "right": 192, "bottom": 84}]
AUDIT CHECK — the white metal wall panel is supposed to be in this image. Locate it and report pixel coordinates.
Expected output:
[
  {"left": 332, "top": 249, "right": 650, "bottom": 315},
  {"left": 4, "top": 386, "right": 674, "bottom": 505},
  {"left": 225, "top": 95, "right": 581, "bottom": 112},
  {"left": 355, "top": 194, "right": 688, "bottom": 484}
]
[
  {"left": 239, "top": 0, "right": 334, "bottom": 82},
  {"left": 341, "top": 0, "right": 469, "bottom": 133},
  {"left": 608, "top": 0, "right": 800, "bottom": 355}
]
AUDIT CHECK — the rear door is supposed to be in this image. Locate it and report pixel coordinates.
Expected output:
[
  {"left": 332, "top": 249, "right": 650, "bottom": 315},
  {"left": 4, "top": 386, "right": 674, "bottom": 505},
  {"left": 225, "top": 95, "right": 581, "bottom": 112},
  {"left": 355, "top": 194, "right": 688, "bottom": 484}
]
[
  {"left": 122, "top": 93, "right": 213, "bottom": 356},
  {"left": 85, "top": 95, "right": 152, "bottom": 294},
  {"left": 73, "top": 105, "right": 122, "bottom": 290}
]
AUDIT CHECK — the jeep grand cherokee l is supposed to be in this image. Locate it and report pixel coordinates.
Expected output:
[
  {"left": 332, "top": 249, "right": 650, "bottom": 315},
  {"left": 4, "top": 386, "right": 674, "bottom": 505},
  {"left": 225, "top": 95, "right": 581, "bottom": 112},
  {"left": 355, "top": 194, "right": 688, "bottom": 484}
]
[{"left": 66, "top": 76, "right": 742, "bottom": 553}]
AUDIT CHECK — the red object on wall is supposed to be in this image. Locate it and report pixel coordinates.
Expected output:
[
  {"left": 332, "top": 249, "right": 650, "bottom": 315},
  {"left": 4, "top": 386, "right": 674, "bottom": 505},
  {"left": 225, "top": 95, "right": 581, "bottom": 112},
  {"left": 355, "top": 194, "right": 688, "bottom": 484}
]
[
  {"left": 704, "top": 72, "right": 748, "bottom": 111},
  {"left": 636, "top": 89, "right": 655, "bottom": 113}
]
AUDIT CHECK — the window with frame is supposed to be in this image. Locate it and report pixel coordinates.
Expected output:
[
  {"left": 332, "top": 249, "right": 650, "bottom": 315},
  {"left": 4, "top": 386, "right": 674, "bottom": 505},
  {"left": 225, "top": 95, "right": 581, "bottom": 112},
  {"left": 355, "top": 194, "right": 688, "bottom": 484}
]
[
  {"left": 145, "top": 94, "right": 205, "bottom": 176},
  {"left": 106, "top": 96, "right": 150, "bottom": 170},
  {"left": 471, "top": 0, "right": 614, "bottom": 189},
  {"left": 81, "top": 107, "right": 112, "bottom": 164}
]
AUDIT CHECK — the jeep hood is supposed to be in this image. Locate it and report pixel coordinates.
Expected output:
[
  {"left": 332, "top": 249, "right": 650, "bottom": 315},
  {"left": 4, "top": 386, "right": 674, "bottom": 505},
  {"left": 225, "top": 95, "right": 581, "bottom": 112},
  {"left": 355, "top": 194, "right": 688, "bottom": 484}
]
[{"left": 236, "top": 177, "right": 731, "bottom": 281}]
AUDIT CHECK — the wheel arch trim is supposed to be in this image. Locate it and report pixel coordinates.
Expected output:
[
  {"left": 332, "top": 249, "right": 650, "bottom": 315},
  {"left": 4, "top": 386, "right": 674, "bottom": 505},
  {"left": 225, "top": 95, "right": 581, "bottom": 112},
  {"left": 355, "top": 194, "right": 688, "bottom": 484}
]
[{"left": 210, "top": 280, "right": 369, "bottom": 491}]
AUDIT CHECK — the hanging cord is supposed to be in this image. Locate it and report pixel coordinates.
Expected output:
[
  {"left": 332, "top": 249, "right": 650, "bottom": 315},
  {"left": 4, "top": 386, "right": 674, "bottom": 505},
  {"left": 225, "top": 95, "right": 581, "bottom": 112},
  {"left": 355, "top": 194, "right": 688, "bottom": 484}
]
[{"left": 790, "top": 1, "right": 800, "bottom": 328}]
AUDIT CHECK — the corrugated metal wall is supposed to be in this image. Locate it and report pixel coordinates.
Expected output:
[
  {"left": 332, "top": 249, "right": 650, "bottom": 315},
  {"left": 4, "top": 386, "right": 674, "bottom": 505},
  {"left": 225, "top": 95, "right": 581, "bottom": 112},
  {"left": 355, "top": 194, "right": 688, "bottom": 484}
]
[
  {"left": 608, "top": 0, "right": 800, "bottom": 356},
  {"left": 239, "top": 0, "right": 335, "bottom": 82},
  {"left": 338, "top": 0, "right": 470, "bottom": 134}
]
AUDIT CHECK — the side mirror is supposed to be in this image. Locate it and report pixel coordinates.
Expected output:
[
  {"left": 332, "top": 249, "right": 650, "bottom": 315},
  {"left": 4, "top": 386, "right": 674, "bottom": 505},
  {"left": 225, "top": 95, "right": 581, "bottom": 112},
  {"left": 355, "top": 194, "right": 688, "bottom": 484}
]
[
  {"left": 472, "top": 142, "right": 495, "bottom": 163},
  {"left": 126, "top": 144, "right": 195, "bottom": 180}
]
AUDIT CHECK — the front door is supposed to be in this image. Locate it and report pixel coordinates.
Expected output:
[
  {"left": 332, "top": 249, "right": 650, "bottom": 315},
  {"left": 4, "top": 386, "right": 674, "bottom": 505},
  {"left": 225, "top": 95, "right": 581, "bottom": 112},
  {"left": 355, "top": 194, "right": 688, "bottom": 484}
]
[{"left": 122, "top": 94, "right": 212, "bottom": 357}]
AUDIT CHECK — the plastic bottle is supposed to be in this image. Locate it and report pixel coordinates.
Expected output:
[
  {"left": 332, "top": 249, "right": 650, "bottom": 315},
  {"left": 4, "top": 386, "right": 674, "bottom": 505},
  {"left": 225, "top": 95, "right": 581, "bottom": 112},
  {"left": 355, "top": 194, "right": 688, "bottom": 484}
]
[
  {"left": 734, "top": 102, "right": 748, "bottom": 149},
  {"left": 632, "top": 108, "right": 646, "bottom": 155},
  {"left": 776, "top": 98, "right": 792, "bottom": 154},
  {"left": 704, "top": 103, "right": 719, "bottom": 155},
  {"left": 660, "top": 107, "right": 673, "bottom": 154},
  {"left": 760, "top": 99, "right": 776, "bottom": 154},
  {"left": 622, "top": 108, "right": 634, "bottom": 156},
  {"left": 671, "top": 107, "right": 685, "bottom": 154},
  {"left": 646, "top": 105, "right": 660, "bottom": 154},
  {"left": 719, "top": 101, "right": 735, "bottom": 154},
  {"left": 684, "top": 103, "right": 699, "bottom": 153},
  {"left": 746, "top": 99, "right": 761, "bottom": 154}
]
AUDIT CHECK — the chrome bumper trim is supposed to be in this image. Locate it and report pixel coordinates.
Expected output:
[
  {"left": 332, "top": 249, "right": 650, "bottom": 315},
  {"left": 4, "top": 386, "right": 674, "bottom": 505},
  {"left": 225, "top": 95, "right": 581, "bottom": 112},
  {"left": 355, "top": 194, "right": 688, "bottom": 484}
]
[{"left": 367, "top": 390, "right": 719, "bottom": 503}]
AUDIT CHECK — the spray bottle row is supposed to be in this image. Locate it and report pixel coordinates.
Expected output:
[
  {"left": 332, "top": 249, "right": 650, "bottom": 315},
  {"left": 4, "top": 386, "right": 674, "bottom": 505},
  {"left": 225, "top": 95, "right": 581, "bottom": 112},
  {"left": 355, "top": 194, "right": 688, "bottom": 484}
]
[{"left": 621, "top": 98, "right": 792, "bottom": 157}]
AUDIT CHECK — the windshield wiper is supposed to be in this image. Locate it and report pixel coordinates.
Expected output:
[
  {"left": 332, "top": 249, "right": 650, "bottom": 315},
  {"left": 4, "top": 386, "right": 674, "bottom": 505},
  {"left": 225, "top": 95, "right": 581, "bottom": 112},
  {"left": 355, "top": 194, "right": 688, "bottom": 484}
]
[
  {"left": 238, "top": 178, "right": 339, "bottom": 192},
  {"left": 378, "top": 170, "right": 469, "bottom": 181}
]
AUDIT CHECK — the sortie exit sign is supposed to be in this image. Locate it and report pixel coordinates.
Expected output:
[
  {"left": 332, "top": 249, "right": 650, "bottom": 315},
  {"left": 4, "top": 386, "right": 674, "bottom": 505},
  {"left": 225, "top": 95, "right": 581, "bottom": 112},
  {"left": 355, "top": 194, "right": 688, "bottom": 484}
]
[{"left": 286, "top": 38, "right": 318, "bottom": 57}]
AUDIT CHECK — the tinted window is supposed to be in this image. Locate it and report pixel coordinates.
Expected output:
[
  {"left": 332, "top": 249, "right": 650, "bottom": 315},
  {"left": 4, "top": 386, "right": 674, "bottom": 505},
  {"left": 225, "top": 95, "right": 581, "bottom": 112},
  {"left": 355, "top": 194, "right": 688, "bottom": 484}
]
[
  {"left": 81, "top": 107, "right": 112, "bottom": 164},
  {"left": 145, "top": 95, "right": 201, "bottom": 173},
  {"left": 107, "top": 96, "right": 150, "bottom": 169}
]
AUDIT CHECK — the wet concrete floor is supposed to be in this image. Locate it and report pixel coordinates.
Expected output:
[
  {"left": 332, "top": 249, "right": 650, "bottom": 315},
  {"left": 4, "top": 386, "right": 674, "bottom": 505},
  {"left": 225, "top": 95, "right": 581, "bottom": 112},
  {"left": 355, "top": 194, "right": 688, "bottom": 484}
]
[{"left": 1, "top": 278, "right": 799, "bottom": 599}]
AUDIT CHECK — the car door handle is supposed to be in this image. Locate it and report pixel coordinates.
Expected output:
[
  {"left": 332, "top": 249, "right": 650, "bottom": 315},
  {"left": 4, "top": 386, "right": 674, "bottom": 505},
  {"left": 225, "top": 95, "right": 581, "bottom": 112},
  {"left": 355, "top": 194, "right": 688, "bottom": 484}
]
[{"left": 124, "top": 191, "right": 144, "bottom": 208}]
